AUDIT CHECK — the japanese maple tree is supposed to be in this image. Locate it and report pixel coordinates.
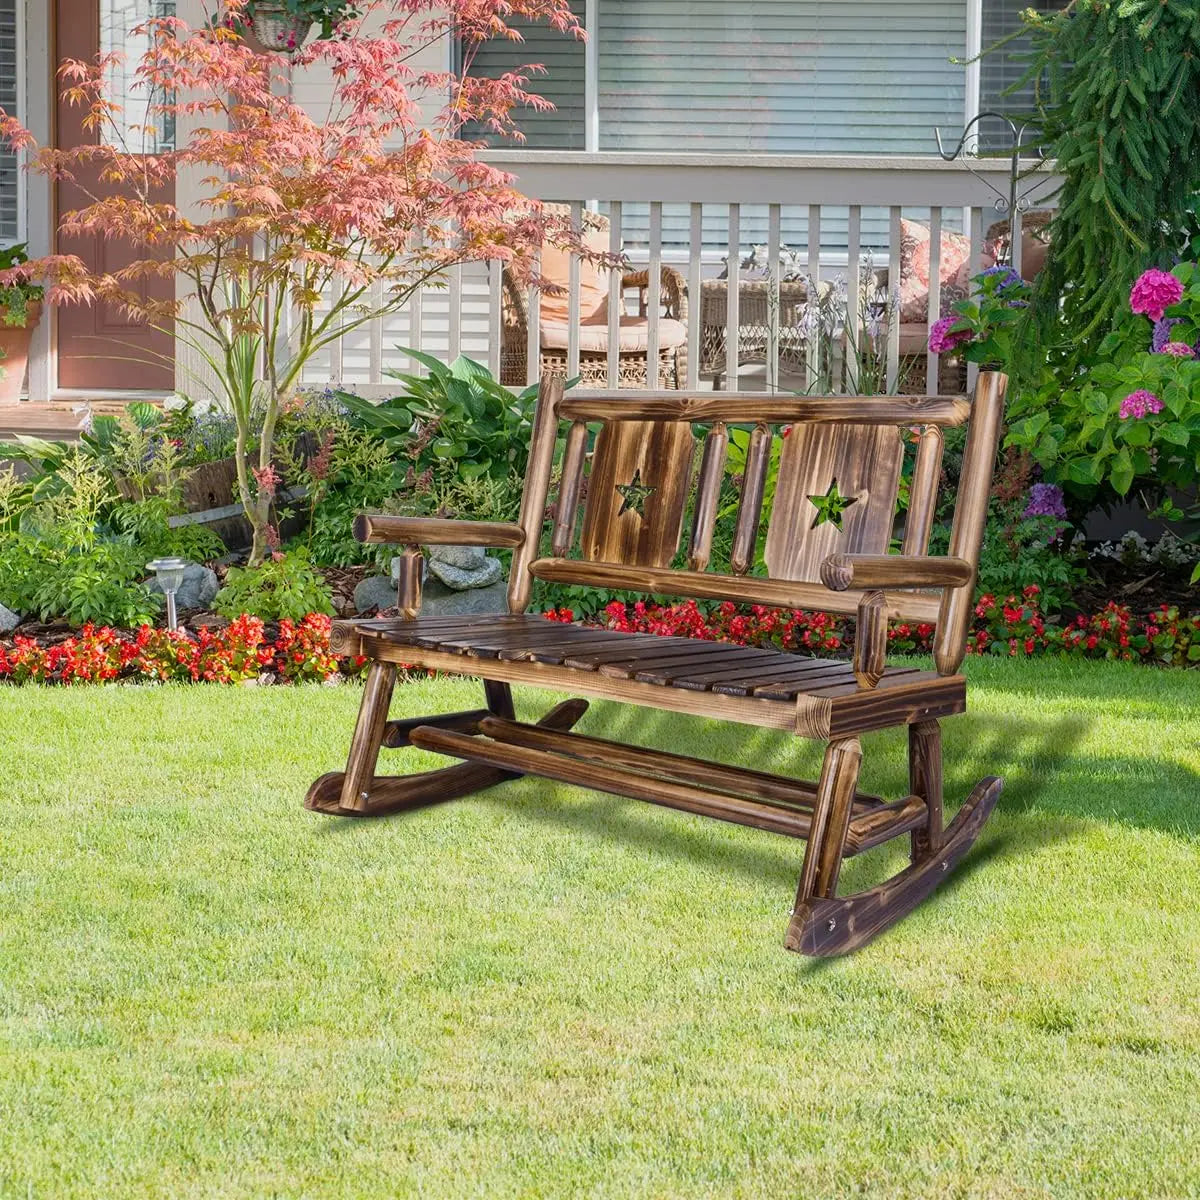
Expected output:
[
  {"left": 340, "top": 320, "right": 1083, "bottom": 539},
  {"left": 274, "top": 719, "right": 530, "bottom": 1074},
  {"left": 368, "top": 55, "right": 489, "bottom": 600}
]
[{"left": 0, "top": 0, "right": 580, "bottom": 563}]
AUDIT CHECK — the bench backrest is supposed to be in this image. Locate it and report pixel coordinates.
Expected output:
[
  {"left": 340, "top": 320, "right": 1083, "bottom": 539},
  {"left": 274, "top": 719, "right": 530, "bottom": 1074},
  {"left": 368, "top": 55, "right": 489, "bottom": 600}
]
[{"left": 508, "top": 374, "right": 1007, "bottom": 674}]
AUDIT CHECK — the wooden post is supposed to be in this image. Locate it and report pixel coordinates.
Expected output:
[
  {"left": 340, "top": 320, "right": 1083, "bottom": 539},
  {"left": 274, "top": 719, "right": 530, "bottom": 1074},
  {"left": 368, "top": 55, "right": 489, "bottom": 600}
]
[
  {"left": 508, "top": 375, "right": 564, "bottom": 613},
  {"left": 853, "top": 590, "right": 887, "bottom": 689},
  {"left": 794, "top": 737, "right": 863, "bottom": 904},
  {"left": 909, "top": 720, "right": 943, "bottom": 860},
  {"left": 395, "top": 546, "right": 422, "bottom": 620},
  {"left": 552, "top": 419, "right": 588, "bottom": 556},
  {"left": 902, "top": 425, "right": 944, "bottom": 556},
  {"left": 339, "top": 661, "right": 397, "bottom": 811},
  {"left": 935, "top": 371, "right": 1007, "bottom": 674},
  {"left": 731, "top": 422, "right": 770, "bottom": 575},
  {"left": 688, "top": 421, "right": 727, "bottom": 571}
]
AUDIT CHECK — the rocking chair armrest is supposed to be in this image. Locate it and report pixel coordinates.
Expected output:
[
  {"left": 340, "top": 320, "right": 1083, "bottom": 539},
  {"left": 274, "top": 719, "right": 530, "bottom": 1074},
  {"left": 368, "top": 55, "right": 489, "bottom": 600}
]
[
  {"left": 353, "top": 514, "right": 526, "bottom": 548},
  {"left": 820, "top": 554, "right": 974, "bottom": 593}
]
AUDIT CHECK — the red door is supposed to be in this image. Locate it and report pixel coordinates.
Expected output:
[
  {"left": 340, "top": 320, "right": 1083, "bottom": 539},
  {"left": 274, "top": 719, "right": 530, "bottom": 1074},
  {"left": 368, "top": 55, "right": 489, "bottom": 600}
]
[{"left": 54, "top": 0, "right": 174, "bottom": 391}]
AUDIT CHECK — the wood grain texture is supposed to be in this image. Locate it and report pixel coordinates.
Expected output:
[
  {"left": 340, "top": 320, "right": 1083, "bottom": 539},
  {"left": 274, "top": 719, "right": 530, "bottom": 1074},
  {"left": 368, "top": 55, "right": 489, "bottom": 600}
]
[
  {"left": 688, "top": 422, "right": 727, "bottom": 571},
  {"left": 509, "top": 374, "right": 564, "bottom": 613},
  {"left": 764, "top": 422, "right": 905, "bottom": 584},
  {"left": 787, "top": 775, "right": 1002, "bottom": 956},
  {"left": 820, "top": 554, "right": 974, "bottom": 592},
  {"left": 395, "top": 547, "right": 422, "bottom": 619},
  {"left": 338, "top": 661, "right": 397, "bottom": 811},
  {"left": 902, "top": 425, "right": 944, "bottom": 555},
  {"left": 935, "top": 371, "right": 1008, "bottom": 674},
  {"left": 795, "top": 737, "right": 863, "bottom": 903},
  {"left": 853, "top": 590, "right": 888, "bottom": 690},
  {"left": 552, "top": 419, "right": 588, "bottom": 556},
  {"left": 845, "top": 795, "right": 928, "bottom": 855},
  {"left": 353, "top": 515, "right": 525, "bottom": 547},
  {"left": 409, "top": 725, "right": 818, "bottom": 840},
  {"left": 307, "top": 698, "right": 589, "bottom": 816},
  {"left": 528, "top": 558, "right": 942, "bottom": 623},
  {"left": 476, "top": 716, "right": 882, "bottom": 812},
  {"left": 732, "top": 423, "right": 771, "bottom": 575},
  {"left": 579, "top": 419, "right": 696, "bottom": 568},
  {"left": 352, "top": 639, "right": 799, "bottom": 732},
  {"left": 382, "top": 707, "right": 490, "bottom": 749},
  {"left": 559, "top": 392, "right": 970, "bottom": 426},
  {"left": 908, "top": 719, "right": 944, "bottom": 859}
]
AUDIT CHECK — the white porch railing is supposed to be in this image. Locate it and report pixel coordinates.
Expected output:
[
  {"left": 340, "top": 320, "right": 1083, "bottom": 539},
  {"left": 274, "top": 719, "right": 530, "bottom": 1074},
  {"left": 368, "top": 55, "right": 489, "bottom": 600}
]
[{"left": 300, "top": 153, "right": 1061, "bottom": 399}]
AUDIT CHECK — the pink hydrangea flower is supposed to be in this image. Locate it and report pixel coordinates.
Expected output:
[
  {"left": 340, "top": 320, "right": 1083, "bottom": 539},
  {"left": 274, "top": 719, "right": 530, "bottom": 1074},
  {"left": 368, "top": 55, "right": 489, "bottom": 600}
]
[
  {"left": 1119, "top": 389, "right": 1164, "bottom": 420},
  {"left": 1129, "top": 269, "right": 1184, "bottom": 322},
  {"left": 928, "top": 315, "right": 972, "bottom": 354},
  {"left": 1160, "top": 341, "right": 1194, "bottom": 358}
]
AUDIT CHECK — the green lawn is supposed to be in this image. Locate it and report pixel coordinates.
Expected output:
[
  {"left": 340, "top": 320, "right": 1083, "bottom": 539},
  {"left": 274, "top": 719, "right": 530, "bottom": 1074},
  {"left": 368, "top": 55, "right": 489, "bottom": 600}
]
[{"left": 2, "top": 659, "right": 1198, "bottom": 1198}]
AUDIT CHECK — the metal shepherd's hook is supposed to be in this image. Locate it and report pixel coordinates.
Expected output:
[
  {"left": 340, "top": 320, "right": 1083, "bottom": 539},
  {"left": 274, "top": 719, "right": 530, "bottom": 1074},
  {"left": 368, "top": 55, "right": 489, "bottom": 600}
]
[{"left": 934, "top": 111, "right": 1040, "bottom": 260}]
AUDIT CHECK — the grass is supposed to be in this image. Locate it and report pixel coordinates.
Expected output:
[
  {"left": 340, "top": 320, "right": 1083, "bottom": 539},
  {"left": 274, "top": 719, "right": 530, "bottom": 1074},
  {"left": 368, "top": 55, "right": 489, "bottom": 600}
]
[{"left": 1, "top": 658, "right": 1198, "bottom": 1198}]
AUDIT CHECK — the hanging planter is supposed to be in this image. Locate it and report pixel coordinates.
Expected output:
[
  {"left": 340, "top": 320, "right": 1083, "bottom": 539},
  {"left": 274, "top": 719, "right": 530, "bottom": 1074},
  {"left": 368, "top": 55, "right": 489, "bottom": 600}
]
[
  {"left": 248, "top": 4, "right": 314, "bottom": 53},
  {"left": 226, "top": 2, "right": 361, "bottom": 54}
]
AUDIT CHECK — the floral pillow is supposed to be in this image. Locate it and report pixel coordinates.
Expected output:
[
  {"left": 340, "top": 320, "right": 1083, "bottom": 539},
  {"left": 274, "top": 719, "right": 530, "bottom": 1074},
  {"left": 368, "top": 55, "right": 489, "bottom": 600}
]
[{"left": 898, "top": 218, "right": 988, "bottom": 323}]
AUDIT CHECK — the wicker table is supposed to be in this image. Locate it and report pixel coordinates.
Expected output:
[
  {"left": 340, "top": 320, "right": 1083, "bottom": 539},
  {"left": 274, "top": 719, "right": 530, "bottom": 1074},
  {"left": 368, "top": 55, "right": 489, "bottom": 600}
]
[{"left": 699, "top": 278, "right": 811, "bottom": 383}]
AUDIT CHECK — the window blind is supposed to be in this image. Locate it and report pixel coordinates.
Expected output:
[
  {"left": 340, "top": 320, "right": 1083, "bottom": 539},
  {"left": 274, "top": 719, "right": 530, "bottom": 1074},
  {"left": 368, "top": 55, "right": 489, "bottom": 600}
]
[
  {"left": 979, "top": 0, "right": 1058, "bottom": 152},
  {"left": 0, "top": 0, "right": 17, "bottom": 242}
]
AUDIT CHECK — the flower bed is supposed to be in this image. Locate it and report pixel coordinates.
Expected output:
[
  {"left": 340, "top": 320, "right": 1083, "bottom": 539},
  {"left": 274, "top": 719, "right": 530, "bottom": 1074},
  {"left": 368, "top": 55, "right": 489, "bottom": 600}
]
[
  {"left": 546, "top": 592, "right": 1200, "bottom": 668},
  {"left": 4, "top": 591, "right": 1198, "bottom": 686},
  {"left": 0, "top": 614, "right": 368, "bottom": 686}
]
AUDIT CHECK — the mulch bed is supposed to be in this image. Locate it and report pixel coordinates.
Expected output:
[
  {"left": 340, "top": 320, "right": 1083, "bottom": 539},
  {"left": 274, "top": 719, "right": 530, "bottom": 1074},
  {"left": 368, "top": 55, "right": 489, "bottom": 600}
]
[{"left": 1068, "top": 559, "right": 1196, "bottom": 617}]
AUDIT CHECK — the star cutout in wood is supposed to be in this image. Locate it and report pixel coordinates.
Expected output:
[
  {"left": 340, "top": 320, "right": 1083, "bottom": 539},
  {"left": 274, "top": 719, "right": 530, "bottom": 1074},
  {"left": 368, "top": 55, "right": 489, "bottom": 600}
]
[
  {"left": 615, "top": 469, "right": 657, "bottom": 518},
  {"left": 807, "top": 478, "right": 859, "bottom": 531}
]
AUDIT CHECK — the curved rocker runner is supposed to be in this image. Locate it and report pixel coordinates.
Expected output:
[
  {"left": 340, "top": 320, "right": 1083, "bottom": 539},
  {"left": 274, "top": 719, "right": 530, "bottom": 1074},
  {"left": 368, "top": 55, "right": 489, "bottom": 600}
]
[{"left": 308, "top": 372, "right": 1008, "bottom": 956}]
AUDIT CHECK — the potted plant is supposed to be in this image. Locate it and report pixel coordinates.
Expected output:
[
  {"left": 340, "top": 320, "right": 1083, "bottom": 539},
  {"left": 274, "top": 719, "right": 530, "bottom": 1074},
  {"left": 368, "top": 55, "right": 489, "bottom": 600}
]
[
  {"left": 0, "top": 244, "right": 43, "bottom": 405},
  {"left": 225, "top": 1, "right": 362, "bottom": 52}
]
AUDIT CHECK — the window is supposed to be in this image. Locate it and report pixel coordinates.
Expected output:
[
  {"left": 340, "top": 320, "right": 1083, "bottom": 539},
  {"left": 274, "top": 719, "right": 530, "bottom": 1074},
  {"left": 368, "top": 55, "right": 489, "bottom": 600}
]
[
  {"left": 465, "top": 1, "right": 965, "bottom": 156},
  {"left": 979, "top": 0, "right": 1060, "bottom": 152},
  {"left": 598, "top": 1, "right": 965, "bottom": 156},
  {"left": 0, "top": 0, "right": 18, "bottom": 242},
  {"left": 100, "top": 0, "right": 177, "bottom": 154}
]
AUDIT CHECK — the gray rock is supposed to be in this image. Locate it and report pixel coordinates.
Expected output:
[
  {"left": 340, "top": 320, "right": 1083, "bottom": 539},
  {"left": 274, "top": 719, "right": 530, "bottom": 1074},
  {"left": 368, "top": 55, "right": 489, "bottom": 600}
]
[
  {"left": 427, "top": 555, "right": 503, "bottom": 591},
  {"left": 428, "top": 543, "right": 487, "bottom": 571},
  {"left": 354, "top": 574, "right": 398, "bottom": 614},
  {"left": 146, "top": 563, "right": 219, "bottom": 610},
  {"left": 0, "top": 603, "right": 20, "bottom": 633},
  {"left": 419, "top": 578, "right": 509, "bottom": 616}
]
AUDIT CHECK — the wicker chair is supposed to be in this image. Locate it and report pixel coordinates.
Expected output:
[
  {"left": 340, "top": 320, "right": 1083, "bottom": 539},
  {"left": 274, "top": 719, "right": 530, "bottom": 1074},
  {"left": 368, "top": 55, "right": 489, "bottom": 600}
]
[{"left": 500, "top": 208, "right": 688, "bottom": 389}]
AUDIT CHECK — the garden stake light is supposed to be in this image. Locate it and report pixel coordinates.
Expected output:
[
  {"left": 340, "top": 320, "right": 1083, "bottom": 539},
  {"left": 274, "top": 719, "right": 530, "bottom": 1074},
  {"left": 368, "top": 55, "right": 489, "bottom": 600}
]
[{"left": 147, "top": 558, "right": 188, "bottom": 632}]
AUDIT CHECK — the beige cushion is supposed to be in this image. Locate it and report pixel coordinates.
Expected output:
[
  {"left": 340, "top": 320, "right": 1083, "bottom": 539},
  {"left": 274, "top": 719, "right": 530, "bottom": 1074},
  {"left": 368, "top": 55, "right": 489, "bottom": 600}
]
[
  {"left": 540, "top": 316, "right": 688, "bottom": 353},
  {"left": 537, "top": 227, "right": 610, "bottom": 325}
]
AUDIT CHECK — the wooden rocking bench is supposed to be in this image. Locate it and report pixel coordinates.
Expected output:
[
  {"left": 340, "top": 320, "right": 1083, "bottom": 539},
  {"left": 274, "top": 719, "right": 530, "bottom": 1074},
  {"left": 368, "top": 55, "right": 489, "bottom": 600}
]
[{"left": 309, "top": 372, "right": 1008, "bottom": 956}]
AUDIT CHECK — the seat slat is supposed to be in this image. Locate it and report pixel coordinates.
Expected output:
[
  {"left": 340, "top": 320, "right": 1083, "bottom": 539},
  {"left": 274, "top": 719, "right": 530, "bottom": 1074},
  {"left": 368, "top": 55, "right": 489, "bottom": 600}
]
[
  {"left": 636, "top": 646, "right": 793, "bottom": 687},
  {"left": 755, "top": 665, "right": 923, "bottom": 702},
  {"left": 522, "top": 631, "right": 649, "bottom": 664},
  {"left": 597, "top": 642, "right": 756, "bottom": 681},
  {"left": 339, "top": 615, "right": 967, "bottom": 739},
  {"left": 710, "top": 659, "right": 856, "bottom": 697}
]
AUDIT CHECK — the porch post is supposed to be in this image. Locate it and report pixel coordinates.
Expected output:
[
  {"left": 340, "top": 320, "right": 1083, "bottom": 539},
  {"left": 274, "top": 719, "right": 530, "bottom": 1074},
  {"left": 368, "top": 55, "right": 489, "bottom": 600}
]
[{"left": 23, "top": 0, "right": 54, "bottom": 400}]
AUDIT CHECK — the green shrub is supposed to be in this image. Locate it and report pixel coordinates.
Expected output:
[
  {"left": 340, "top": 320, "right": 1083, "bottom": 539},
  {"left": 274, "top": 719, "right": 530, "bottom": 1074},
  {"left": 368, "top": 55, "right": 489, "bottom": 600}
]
[
  {"left": 338, "top": 351, "right": 541, "bottom": 485},
  {"left": 214, "top": 550, "right": 334, "bottom": 622}
]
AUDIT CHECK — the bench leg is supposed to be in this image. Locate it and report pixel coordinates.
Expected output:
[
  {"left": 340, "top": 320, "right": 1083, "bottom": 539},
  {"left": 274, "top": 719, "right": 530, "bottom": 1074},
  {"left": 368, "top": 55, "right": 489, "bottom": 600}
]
[
  {"left": 306, "top": 670, "right": 589, "bottom": 817},
  {"left": 787, "top": 725, "right": 1000, "bottom": 957},
  {"left": 792, "top": 737, "right": 863, "bottom": 909},
  {"left": 336, "top": 661, "right": 397, "bottom": 812},
  {"left": 908, "top": 719, "right": 944, "bottom": 861}
]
